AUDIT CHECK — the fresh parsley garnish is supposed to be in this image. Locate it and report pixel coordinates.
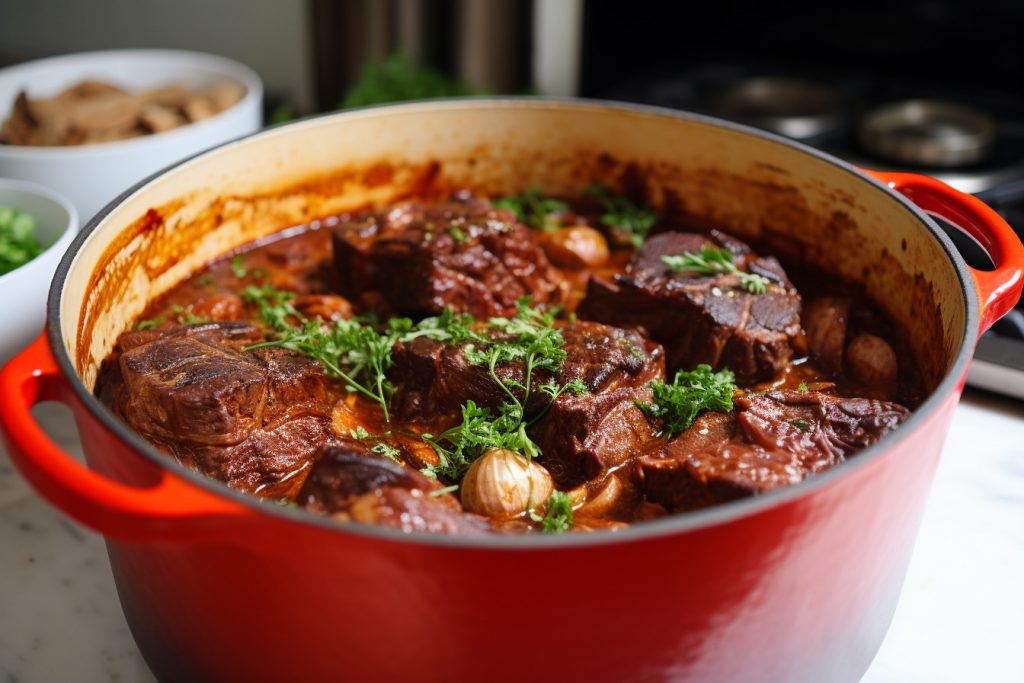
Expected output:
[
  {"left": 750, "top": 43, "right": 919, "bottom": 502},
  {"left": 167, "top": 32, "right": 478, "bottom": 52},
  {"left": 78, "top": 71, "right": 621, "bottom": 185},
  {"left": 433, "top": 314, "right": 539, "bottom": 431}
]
[
  {"left": 660, "top": 247, "right": 770, "bottom": 294},
  {"left": 530, "top": 490, "right": 573, "bottom": 534},
  {"left": 494, "top": 187, "right": 569, "bottom": 232},
  {"left": 243, "top": 283, "right": 301, "bottom": 331},
  {"left": 135, "top": 317, "right": 165, "bottom": 330},
  {"left": 347, "top": 426, "right": 402, "bottom": 461},
  {"left": 797, "top": 381, "right": 809, "bottom": 393},
  {"left": 371, "top": 442, "right": 402, "bottom": 461},
  {"left": 789, "top": 418, "right": 811, "bottom": 432},
  {"left": 421, "top": 299, "right": 585, "bottom": 482},
  {"left": 169, "top": 304, "right": 210, "bottom": 325},
  {"left": 638, "top": 364, "right": 736, "bottom": 438},
  {"left": 230, "top": 255, "right": 248, "bottom": 278},
  {"left": 423, "top": 400, "right": 533, "bottom": 481},
  {"left": 349, "top": 426, "right": 372, "bottom": 440},
  {"left": 449, "top": 226, "right": 466, "bottom": 243},
  {"left": 0, "top": 205, "right": 44, "bottom": 275},
  {"left": 584, "top": 185, "right": 659, "bottom": 249}
]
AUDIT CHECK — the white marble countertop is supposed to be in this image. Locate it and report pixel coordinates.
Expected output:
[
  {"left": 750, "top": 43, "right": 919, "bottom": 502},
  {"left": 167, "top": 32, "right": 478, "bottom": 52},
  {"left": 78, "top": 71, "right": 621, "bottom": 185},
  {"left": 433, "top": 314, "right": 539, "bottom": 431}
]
[{"left": 1, "top": 389, "right": 1022, "bottom": 682}]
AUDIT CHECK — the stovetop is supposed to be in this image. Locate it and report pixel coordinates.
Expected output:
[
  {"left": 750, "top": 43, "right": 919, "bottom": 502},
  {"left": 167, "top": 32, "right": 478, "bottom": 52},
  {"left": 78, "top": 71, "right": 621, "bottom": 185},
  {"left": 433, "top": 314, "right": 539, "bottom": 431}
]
[{"left": 602, "top": 64, "right": 1024, "bottom": 399}]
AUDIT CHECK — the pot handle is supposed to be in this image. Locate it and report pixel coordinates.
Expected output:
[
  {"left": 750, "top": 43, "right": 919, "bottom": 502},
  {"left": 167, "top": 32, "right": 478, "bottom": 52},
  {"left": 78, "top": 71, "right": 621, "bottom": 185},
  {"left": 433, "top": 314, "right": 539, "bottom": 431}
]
[
  {"left": 0, "top": 333, "right": 250, "bottom": 542},
  {"left": 864, "top": 170, "right": 1024, "bottom": 334}
]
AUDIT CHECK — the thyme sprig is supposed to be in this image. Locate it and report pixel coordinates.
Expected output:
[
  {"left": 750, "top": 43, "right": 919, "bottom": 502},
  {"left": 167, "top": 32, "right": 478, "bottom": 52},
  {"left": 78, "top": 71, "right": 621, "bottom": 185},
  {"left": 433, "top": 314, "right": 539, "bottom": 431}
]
[{"left": 660, "top": 247, "right": 770, "bottom": 294}]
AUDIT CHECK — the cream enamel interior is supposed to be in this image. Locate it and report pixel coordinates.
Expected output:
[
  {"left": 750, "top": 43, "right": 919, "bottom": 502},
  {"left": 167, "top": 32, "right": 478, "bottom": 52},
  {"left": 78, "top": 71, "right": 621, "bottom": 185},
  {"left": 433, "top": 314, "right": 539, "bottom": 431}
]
[{"left": 59, "top": 100, "right": 966, "bottom": 392}]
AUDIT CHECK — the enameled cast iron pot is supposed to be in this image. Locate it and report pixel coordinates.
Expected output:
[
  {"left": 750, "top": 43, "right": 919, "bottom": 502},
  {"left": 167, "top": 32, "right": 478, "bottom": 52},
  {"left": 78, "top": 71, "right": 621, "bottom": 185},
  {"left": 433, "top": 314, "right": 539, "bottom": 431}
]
[{"left": 1, "top": 100, "right": 1022, "bottom": 683}]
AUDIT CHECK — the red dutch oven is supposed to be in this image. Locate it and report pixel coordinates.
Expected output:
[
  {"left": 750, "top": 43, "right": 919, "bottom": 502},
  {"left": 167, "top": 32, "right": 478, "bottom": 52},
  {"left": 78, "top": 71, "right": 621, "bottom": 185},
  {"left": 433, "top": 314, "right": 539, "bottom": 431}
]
[{"left": 1, "top": 100, "right": 1022, "bottom": 683}]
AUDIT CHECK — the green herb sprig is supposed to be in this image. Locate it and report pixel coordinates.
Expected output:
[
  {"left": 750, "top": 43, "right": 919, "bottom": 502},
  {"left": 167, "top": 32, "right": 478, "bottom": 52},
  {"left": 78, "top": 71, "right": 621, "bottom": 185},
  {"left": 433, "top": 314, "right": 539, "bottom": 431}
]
[
  {"left": 243, "top": 283, "right": 302, "bottom": 331},
  {"left": 638, "top": 364, "right": 737, "bottom": 438},
  {"left": 135, "top": 317, "right": 165, "bottom": 330},
  {"left": 169, "top": 304, "right": 210, "bottom": 326},
  {"left": 421, "top": 299, "right": 586, "bottom": 482},
  {"left": 530, "top": 490, "right": 573, "bottom": 533},
  {"left": 660, "top": 247, "right": 770, "bottom": 294},
  {"left": 349, "top": 426, "right": 403, "bottom": 462},
  {"left": 249, "top": 317, "right": 406, "bottom": 421},
  {"left": 584, "top": 185, "right": 659, "bottom": 249},
  {"left": 494, "top": 188, "right": 569, "bottom": 232}
]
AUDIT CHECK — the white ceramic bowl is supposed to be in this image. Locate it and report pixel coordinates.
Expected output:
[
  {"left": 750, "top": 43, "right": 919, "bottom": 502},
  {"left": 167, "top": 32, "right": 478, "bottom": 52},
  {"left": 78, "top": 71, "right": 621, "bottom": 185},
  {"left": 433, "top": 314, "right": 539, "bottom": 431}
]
[
  {"left": 0, "top": 49, "right": 263, "bottom": 222},
  {"left": 0, "top": 178, "right": 77, "bottom": 365}
]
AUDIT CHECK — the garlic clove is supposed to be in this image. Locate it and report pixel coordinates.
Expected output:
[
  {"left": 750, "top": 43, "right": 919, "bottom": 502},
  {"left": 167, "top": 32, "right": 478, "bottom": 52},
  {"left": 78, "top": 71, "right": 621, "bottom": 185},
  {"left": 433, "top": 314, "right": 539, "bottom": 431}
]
[{"left": 461, "top": 448, "right": 554, "bottom": 517}]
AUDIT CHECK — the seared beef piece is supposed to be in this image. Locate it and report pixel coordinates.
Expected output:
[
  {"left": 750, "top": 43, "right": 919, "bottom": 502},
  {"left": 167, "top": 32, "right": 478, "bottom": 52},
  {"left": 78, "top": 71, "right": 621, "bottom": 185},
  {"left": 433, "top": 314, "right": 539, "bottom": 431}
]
[
  {"left": 298, "top": 443, "right": 428, "bottom": 513},
  {"left": 390, "top": 320, "right": 661, "bottom": 420},
  {"left": 736, "top": 390, "right": 910, "bottom": 471},
  {"left": 332, "top": 197, "right": 563, "bottom": 318},
  {"left": 578, "top": 230, "right": 802, "bottom": 384},
  {"left": 181, "top": 416, "right": 336, "bottom": 499},
  {"left": 118, "top": 334, "right": 268, "bottom": 445},
  {"left": 389, "top": 321, "right": 664, "bottom": 487},
  {"left": 529, "top": 387, "right": 656, "bottom": 487},
  {"left": 255, "top": 348, "right": 331, "bottom": 429},
  {"left": 299, "top": 446, "right": 491, "bottom": 534},
  {"left": 638, "top": 390, "right": 910, "bottom": 510},
  {"left": 683, "top": 442, "right": 806, "bottom": 501},
  {"left": 113, "top": 323, "right": 335, "bottom": 496},
  {"left": 638, "top": 411, "right": 738, "bottom": 510},
  {"left": 527, "top": 324, "right": 665, "bottom": 487},
  {"left": 96, "top": 322, "right": 262, "bottom": 411},
  {"left": 389, "top": 336, "right": 514, "bottom": 420}
]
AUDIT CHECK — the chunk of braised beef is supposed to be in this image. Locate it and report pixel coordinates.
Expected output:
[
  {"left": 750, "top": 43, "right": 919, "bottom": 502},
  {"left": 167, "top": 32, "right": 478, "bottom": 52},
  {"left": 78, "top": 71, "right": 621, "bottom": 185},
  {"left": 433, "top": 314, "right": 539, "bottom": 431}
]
[
  {"left": 299, "top": 446, "right": 491, "bottom": 534},
  {"left": 638, "top": 390, "right": 910, "bottom": 511},
  {"left": 112, "top": 323, "right": 336, "bottom": 498},
  {"left": 117, "top": 333, "right": 268, "bottom": 445},
  {"left": 736, "top": 390, "right": 910, "bottom": 471},
  {"left": 529, "top": 386, "right": 656, "bottom": 487},
  {"left": 178, "top": 415, "right": 336, "bottom": 499},
  {"left": 637, "top": 411, "right": 737, "bottom": 510},
  {"left": 298, "top": 443, "right": 430, "bottom": 513},
  {"left": 332, "top": 197, "right": 563, "bottom": 318},
  {"left": 388, "top": 335, "right": 516, "bottom": 420},
  {"left": 684, "top": 442, "right": 806, "bottom": 501},
  {"left": 530, "top": 324, "right": 664, "bottom": 487},
  {"left": 578, "top": 230, "right": 802, "bottom": 384}
]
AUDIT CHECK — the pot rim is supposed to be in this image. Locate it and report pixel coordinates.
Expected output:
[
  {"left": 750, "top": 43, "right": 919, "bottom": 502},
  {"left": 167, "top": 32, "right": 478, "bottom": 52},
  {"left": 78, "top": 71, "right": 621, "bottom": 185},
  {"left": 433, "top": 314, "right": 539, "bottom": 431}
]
[{"left": 46, "top": 97, "right": 977, "bottom": 549}]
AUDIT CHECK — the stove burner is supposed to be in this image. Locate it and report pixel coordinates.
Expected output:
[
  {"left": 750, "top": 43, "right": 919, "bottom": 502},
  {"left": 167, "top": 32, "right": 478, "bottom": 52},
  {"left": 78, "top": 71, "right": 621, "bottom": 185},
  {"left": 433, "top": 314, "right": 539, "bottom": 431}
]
[
  {"left": 709, "top": 77, "right": 845, "bottom": 140},
  {"left": 859, "top": 100, "right": 997, "bottom": 168}
]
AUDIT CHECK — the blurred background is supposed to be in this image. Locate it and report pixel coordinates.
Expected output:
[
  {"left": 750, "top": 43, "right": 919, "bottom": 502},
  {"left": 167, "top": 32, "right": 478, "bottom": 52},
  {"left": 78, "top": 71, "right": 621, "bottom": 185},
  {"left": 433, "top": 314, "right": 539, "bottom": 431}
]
[{"left": 4, "top": 0, "right": 1023, "bottom": 386}]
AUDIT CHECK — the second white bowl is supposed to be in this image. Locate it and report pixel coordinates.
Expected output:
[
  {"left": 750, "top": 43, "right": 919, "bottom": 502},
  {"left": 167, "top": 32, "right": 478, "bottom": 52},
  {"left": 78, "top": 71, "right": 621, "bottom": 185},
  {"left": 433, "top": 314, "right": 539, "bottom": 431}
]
[{"left": 0, "top": 178, "right": 77, "bottom": 365}]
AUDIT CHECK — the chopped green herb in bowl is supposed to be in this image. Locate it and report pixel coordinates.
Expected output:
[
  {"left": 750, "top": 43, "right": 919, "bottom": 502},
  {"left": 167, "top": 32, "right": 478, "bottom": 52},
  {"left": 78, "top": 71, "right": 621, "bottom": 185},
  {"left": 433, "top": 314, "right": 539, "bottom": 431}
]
[{"left": 0, "top": 206, "right": 44, "bottom": 275}]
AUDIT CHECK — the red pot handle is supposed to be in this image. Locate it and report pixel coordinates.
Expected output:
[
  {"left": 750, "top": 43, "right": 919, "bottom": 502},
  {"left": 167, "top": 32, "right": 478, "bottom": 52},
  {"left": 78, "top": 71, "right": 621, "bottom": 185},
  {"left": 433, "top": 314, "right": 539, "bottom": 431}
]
[
  {"left": 864, "top": 170, "right": 1024, "bottom": 334},
  {"left": 0, "top": 332, "right": 251, "bottom": 542}
]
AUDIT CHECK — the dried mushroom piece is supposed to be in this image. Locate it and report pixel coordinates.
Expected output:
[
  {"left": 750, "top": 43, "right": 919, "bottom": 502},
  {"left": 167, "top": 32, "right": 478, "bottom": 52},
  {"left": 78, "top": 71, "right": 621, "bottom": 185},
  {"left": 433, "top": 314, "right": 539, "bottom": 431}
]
[{"left": 1, "top": 78, "right": 246, "bottom": 146}]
